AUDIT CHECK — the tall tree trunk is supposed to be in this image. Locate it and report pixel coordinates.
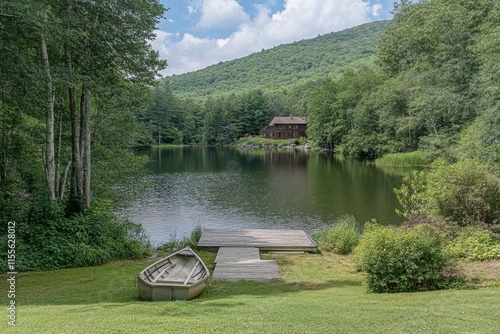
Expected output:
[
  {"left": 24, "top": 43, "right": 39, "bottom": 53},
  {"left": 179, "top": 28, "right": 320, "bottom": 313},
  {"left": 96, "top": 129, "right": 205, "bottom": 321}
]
[
  {"left": 67, "top": 47, "right": 84, "bottom": 213},
  {"left": 80, "top": 81, "right": 92, "bottom": 210},
  {"left": 59, "top": 159, "right": 71, "bottom": 200},
  {"left": 55, "top": 97, "right": 64, "bottom": 198},
  {"left": 41, "top": 34, "right": 56, "bottom": 202},
  {"left": 68, "top": 83, "right": 83, "bottom": 212},
  {"left": 0, "top": 100, "right": 7, "bottom": 188}
]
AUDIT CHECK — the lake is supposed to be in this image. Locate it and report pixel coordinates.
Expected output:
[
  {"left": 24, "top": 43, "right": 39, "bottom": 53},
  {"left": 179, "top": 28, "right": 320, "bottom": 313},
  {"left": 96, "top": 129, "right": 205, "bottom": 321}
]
[{"left": 119, "top": 147, "right": 407, "bottom": 245}]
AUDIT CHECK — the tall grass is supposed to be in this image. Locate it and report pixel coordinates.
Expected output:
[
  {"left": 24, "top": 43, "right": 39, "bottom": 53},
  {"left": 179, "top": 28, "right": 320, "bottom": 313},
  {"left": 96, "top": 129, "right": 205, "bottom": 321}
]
[
  {"left": 157, "top": 225, "right": 204, "bottom": 253},
  {"left": 235, "top": 137, "right": 305, "bottom": 148},
  {"left": 313, "top": 215, "right": 361, "bottom": 254},
  {"left": 375, "top": 151, "right": 431, "bottom": 166}
]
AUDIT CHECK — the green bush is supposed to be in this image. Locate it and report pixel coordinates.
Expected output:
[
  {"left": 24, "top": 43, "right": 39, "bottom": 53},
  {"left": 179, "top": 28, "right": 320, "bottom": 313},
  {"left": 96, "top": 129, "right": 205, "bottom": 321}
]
[
  {"left": 313, "top": 215, "right": 360, "bottom": 254},
  {"left": 427, "top": 159, "right": 500, "bottom": 226},
  {"left": 394, "top": 159, "right": 500, "bottom": 227},
  {"left": 0, "top": 201, "right": 151, "bottom": 272},
  {"left": 394, "top": 170, "right": 429, "bottom": 221},
  {"left": 354, "top": 223, "right": 463, "bottom": 293},
  {"left": 446, "top": 228, "right": 500, "bottom": 262}
]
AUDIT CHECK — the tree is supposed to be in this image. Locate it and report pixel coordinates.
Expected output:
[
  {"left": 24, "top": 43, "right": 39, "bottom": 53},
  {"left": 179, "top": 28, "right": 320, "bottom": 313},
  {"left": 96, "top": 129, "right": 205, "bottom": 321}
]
[
  {"left": 307, "top": 77, "right": 338, "bottom": 149},
  {"left": 237, "top": 89, "right": 270, "bottom": 137},
  {"left": 1, "top": 0, "right": 166, "bottom": 214},
  {"left": 59, "top": 0, "right": 166, "bottom": 212}
]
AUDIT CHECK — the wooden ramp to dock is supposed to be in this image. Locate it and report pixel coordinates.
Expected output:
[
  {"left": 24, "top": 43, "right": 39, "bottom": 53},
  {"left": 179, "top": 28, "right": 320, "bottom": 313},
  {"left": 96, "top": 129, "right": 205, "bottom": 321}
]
[
  {"left": 199, "top": 229, "right": 317, "bottom": 282},
  {"left": 212, "top": 247, "right": 282, "bottom": 282}
]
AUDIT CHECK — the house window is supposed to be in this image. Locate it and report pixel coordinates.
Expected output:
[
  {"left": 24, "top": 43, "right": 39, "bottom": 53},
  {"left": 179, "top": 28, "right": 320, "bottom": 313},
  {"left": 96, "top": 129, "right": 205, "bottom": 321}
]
[{"left": 294, "top": 132, "right": 298, "bottom": 138}]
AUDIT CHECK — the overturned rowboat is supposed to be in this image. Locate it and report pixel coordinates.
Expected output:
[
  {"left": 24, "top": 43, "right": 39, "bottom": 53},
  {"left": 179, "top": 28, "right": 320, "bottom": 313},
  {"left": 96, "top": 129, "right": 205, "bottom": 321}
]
[{"left": 138, "top": 246, "right": 209, "bottom": 301}]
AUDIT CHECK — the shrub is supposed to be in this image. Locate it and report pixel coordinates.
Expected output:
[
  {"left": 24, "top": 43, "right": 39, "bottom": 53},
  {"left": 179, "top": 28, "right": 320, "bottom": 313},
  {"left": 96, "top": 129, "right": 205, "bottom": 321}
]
[
  {"left": 394, "top": 170, "right": 429, "bottom": 221},
  {"left": 427, "top": 159, "right": 500, "bottom": 226},
  {"left": 354, "top": 223, "right": 463, "bottom": 293},
  {"left": 313, "top": 215, "right": 360, "bottom": 254},
  {"left": 0, "top": 201, "right": 151, "bottom": 272},
  {"left": 394, "top": 159, "right": 500, "bottom": 227},
  {"left": 446, "top": 228, "right": 500, "bottom": 262}
]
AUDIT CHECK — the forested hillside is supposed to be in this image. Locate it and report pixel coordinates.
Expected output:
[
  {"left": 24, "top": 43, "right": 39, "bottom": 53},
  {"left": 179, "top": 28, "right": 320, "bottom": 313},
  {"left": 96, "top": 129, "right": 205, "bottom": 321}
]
[
  {"left": 143, "top": 0, "right": 499, "bottom": 166},
  {"left": 167, "top": 20, "right": 389, "bottom": 99}
]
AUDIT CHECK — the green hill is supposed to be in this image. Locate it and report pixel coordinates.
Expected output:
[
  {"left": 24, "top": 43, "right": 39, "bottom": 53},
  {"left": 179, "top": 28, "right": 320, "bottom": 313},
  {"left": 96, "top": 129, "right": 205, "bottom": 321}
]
[{"left": 167, "top": 20, "right": 390, "bottom": 99}]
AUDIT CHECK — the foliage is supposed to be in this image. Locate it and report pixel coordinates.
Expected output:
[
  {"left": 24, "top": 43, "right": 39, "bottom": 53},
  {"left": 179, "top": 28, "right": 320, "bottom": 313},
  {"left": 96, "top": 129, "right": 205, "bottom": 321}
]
[
  {"left": 446, "top": 228, "right": 500, "bottom": 262},
  {"left": 0, "top": 201, "right": 151, "bottom": 272},
  {"left": 157, "top": 225, "right": 204, "bottom": 254},
  {"left": 313, "top": 215, "right": 360, "bottom": 254},
  {"left": 375, "top": 151, "right": 431, "bottom": 166},
  {"left": 426, "top": 160, "right": 500, "bottom": 226},
  {"left": 394, "top": 170, "right": 429, "bottom": 221},
  {"left": 394, "top": 159, "right": 500, "bottom": 227},
  {"left": 354, "top": 223, "right": 465, "bottom": 293}
]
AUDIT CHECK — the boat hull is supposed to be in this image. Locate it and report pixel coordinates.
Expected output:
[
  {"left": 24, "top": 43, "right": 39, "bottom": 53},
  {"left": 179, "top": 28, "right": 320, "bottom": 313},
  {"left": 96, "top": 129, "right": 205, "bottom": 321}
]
[{"left": 138, "top": 277, "right": 208, "bottom": 301}]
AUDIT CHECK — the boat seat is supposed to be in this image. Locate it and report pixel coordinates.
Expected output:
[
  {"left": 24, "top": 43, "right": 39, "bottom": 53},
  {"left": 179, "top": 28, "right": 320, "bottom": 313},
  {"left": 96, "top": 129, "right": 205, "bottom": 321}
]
[{"left": 157, "top": 278, "right": 195, "bottom": 284}]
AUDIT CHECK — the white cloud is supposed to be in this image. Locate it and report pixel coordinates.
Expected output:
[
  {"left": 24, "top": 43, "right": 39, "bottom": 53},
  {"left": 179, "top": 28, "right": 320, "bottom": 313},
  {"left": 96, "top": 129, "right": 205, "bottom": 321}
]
[
  {"left": 149, "top": 30, "right": 173, "bottom": 60},
  {"left": 190, "top": 0, "right": 250, "bottom": 29},
  {"left": 154, "top": 0, "right": 380, "bottom": 75},
  {"left": 372, "top": 4, "right": 383, "bottom": 16}
]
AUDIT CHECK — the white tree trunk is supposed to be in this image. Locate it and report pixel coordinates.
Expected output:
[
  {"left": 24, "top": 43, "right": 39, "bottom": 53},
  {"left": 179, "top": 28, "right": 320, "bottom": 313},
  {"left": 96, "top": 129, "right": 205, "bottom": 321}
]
[
  {"left": 41, "top": 34, "right": 56, "bottom": 202},
  {"left": 81, "top": 82, "right": 92, "bottom": 210}
]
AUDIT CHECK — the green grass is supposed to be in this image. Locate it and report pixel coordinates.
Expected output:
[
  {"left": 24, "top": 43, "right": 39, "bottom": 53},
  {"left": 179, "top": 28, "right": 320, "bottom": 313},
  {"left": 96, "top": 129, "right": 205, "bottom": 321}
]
[
  {"left": 1, "top": 252, "right": 499, "bottom": 333},
  {"left": 375, "top": 151, "right": 432, "bottom": 167}
]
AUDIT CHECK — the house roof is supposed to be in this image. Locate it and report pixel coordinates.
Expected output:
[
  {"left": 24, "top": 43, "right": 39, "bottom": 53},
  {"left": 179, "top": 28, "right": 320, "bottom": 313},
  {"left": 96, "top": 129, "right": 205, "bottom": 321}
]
[{"left": 269, "top": 116, "right": 306, "bottom": 125}]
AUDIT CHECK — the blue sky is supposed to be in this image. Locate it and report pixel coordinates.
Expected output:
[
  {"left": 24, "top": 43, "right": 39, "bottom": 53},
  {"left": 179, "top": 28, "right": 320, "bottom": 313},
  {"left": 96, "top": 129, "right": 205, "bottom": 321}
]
[{"left": 152, "top": 0, "right": 396, "bottom": 76}]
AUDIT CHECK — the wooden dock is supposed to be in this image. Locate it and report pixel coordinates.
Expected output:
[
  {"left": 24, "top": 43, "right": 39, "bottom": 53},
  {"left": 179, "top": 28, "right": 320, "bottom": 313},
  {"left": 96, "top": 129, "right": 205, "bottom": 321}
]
[
  {"left": 199, "top": 229, "right": 316, "bottom": 282},
  {"left": 198, "top": 228, "right": 317, "bottom": 252}
]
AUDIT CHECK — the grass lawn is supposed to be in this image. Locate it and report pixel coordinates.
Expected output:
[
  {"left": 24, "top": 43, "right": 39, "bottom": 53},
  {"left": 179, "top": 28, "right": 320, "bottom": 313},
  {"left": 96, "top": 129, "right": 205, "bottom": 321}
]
[{"left": 1, "top": 251, "right": 499, "bottom": 333}]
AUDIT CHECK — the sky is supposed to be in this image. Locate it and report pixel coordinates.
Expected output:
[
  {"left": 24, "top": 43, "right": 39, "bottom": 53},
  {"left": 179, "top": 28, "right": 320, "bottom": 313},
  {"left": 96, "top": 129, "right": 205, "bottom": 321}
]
[{"left": 151, "top": 0, "right": 395, "bottom": 76}]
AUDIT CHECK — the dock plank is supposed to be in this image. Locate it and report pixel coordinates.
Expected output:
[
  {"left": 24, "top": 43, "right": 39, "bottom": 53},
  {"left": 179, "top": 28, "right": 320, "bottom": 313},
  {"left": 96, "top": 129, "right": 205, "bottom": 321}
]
[
  {"left": 211, "top": 246, "right": 282, "bottom": 282},
  {"left": 214, "top": 247, "right": 260, "bottom": 264},
  {"left": 212, "top": 259, "right": 282, "bottom": 281}
]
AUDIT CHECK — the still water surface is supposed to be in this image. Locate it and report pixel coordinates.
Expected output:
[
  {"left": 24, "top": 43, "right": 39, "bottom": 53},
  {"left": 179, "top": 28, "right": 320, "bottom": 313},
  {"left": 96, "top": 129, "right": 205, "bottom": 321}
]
[{"left": 120, "top": 147, "right": 406, "bottom": 245}]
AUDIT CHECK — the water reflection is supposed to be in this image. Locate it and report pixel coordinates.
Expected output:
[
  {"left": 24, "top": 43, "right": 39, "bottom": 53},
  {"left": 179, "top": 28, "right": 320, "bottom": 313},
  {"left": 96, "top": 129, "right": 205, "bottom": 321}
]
[{"left": 119, "top": 147, "right": 406, "bottom": 245}]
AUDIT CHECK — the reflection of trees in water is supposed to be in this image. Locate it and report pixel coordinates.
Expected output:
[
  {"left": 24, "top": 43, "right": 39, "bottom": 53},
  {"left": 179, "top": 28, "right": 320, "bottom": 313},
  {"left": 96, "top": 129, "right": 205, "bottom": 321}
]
[{"left": 122, "top": 147, "right": 406, "bottom": 244}]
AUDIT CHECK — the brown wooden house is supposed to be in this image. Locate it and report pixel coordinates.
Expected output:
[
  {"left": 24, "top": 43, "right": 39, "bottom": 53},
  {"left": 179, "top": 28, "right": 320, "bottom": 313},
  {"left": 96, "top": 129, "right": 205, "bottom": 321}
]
[{"left": 260, "top": 116, "right": 307, "bottom": 140}]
